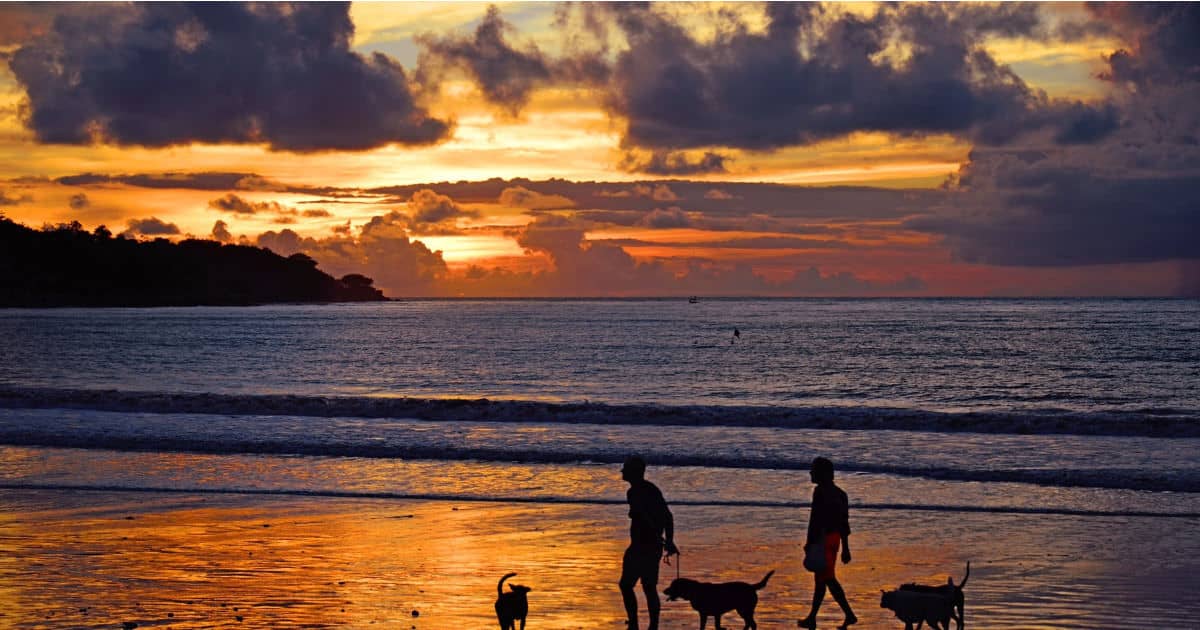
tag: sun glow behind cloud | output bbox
[1,2,1194,296]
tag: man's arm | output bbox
[662,501,678,555]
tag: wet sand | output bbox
[1,488,1197,628]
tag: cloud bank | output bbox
[8,3,451,151]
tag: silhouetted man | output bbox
[619,455,679,630]
[798,456,857,629]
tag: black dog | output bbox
[899,562,969,630]
[494,572,531,630]
[880,589,954,630]
[663,569,774,629]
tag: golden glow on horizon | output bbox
[1,2,1167,296]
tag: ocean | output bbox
[1,298,1198,504]
[1,298,1198,627]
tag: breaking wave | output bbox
[1,386,1197,437]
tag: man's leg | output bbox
[641,545,662,630]
[619,547,640,628]
[641,579,660,630]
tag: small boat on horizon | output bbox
[688,295,698,304]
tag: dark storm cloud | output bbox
[908,151,1200,267]
[1091,3,1200,87]
[431,3,1116,152]
[122,217,181,237]
[8,2,451,152]
[61,172,272,191]
[620,150,730,175]
[904,5,1200,277]
[600,2,1114,150]
[416,4,608,114]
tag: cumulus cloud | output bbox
[239,207,923,297]
[499,186,575,210]
[8,3,451,151]
[122,217,181,238]
[211,220,233,243]
[636,184,679,202]
[637,207,692,228]
[407,189,477,224]
[255,212,448,297]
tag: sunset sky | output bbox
[1,2,1196,297]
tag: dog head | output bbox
[880,589,899,610]
[663,578,700,602]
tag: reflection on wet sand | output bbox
[1,489,1197,628]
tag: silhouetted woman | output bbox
[798,456,857,629]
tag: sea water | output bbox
[1,299,1198,503]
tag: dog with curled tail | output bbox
[898,562,969,630]
[494,572,531,630]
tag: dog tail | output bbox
[753,569,775,590]
[956,562,970,589]
[498,572,517,597]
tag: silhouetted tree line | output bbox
[0,216,386,306]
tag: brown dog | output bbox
[663,569,774,629]
[494,572,531,630]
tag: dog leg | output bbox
[699,613,708,630]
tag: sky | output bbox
[0,1,1197,297]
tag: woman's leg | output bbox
[798,579,826,628]
[826,578,857,627]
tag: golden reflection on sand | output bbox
[0,490,1196,628]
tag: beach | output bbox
[1,300,1197,628]
[2,482,1197,628]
